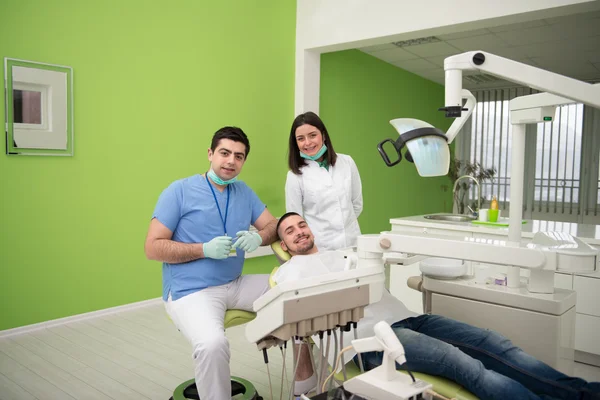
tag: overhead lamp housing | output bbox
[377,119,450,177]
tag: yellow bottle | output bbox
[490,196,499,211]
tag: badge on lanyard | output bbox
[206,176,230,235]
[206,175,237,257]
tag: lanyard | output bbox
[206,175,230,235]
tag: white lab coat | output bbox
[285,153,363,251]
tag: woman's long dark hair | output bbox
[288,112,337,174]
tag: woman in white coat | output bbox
[285,112,363,251]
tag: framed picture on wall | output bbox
[4,58,74,156]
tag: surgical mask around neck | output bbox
[207,168,237,185]
[300,144,328,161]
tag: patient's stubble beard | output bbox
[295,237,314,254]
[288,238,315,254]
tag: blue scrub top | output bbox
[152,174,265,300]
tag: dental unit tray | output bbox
[245,266,385,348]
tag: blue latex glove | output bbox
[232,230,262,253]
[203,236,233,259]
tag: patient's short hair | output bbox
[276,212,302,238]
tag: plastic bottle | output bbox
[490,196,499,210]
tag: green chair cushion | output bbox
[271,241,292,264]
[335,360,478,400]
[224,309,256,329]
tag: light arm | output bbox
[443,51,600,116]
[445,89,475,144]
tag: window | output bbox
[456,88,597,224]
[533,104,583,214]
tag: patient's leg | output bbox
[404,314,600,400]
[360,325,543,400]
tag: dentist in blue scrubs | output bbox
[144,126,277,400]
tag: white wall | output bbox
[295,0,600,114]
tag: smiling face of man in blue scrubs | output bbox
[207,138,247,182]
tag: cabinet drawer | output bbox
[555,273,573,290]
[574,276,600,317]
[576,314,600,355]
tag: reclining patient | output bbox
[273,212,600,400]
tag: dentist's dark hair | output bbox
[288,112,337,174]
[211,126,250,158]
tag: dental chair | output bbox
[169,310,262,400]
[269,242,477,400]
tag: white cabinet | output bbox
[574,276,600,317]
[576,314,600,355]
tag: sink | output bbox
[424,214,476,222]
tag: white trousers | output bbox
[165,274,270,400]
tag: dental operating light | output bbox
[377,119,449,176]
[377,90,475,177]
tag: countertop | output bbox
[390,214,600,245]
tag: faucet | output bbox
[453,175,480,216]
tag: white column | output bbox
[295,49,321,115]
[507,123,526,287]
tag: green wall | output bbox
[320,50,453,234]
[0,3,452,331]
[0,0,295,331]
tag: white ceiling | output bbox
[359,11,600,89]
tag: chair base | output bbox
[170,376,262,400]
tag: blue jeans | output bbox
[357,315,600,400]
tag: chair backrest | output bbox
[270,241,291,265]
[269,242,291,288]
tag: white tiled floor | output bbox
[0,304,295,400]
[1,303,599,400]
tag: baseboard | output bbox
[0,297,162,339]
[575,350,600,367]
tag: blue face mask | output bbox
[207,168,237,185]
[300,144,328,161]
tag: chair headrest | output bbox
[270,241,291,265]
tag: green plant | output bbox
[449,158,496,214]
